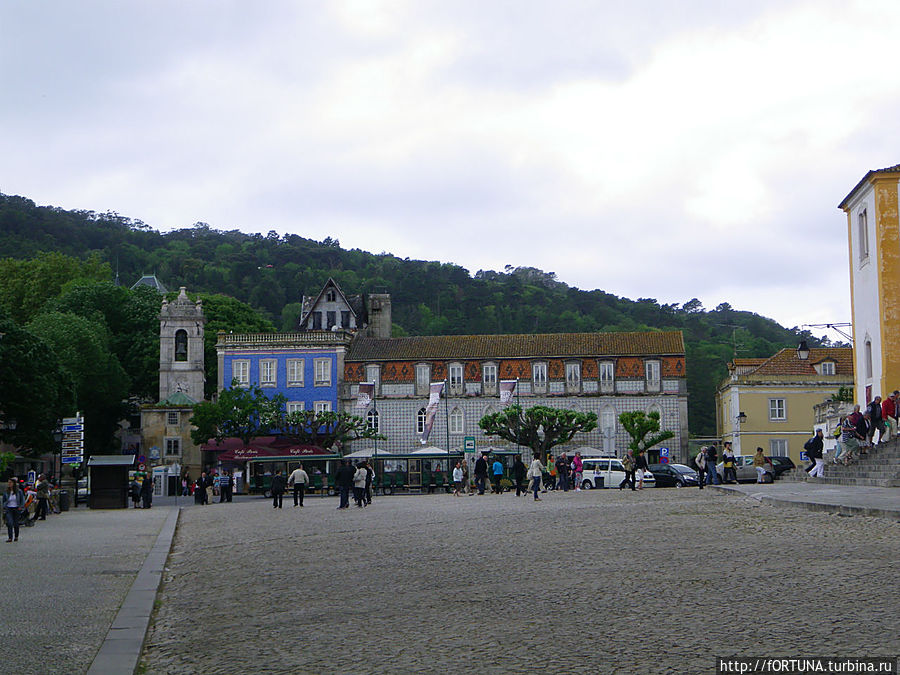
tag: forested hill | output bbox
[0,193,829,436]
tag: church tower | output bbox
[159,287,206,402]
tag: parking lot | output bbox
[141,488,899,674]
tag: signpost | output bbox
[659,447,670,464]
[60,413,84,465]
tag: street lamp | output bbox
[736,412,747,424]
[797,340,810,360]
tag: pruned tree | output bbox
[618,410,674,454]
[279,409,383,452]
[479,405,598,461]
[190,381,285,446]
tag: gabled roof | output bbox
[347,331,685,362]
[299,278,364,328]
[738,347,853,377]
[838,164,900,210]
[131,274,168,293]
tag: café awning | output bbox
[203,436,340,462]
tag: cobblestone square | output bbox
[142,489,899,674]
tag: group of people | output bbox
[617,449,650,490]
[834,393,897,466]
[129,472,155,509]
[2,474,57,543]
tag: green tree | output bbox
[618,410,675,454]
[190,382,285,446]
[280,409,383,451]
[479,405,598,461]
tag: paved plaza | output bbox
[141,489,900,674]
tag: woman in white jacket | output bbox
[527,453,544,502]
[353,464,368,508]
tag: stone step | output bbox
[806,476,900,488]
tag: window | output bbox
[341,311,350,328]
[416,407,427,434]
[232,360,249,387]
[449,407,464,434]
[326,290,336,302]
[287,359,304,387]
[645,360,661,391]
[601,408,616,454]
[821,361,835,376]
[286,401,304,415]
[174,329,188,362]
[165,438,181,456]
[532,362,547,392]
[416,364,430,395]
[166,411,179,426]
[482,363,497,394]
[326,311,336,329]
[260,359,277,387]
[314,401,332,414]
[858,208,869,263]
[769,398,786,421]
[449,363,464,394]
[311,312,322,329]
[865,340,873,379]
[600,361,615,391]
[366,365,381,391]
[769,439,788,455]
[566,363,581,391]
[366,409,379,433]
[314,358,331,386]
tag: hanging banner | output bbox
[420,381,445,443]
[356,382,375,409]
[499,380,518,406]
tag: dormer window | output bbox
[820,361,835,376]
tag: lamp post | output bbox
[797,341,810,360]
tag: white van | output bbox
[580,457,655,489]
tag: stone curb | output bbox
[710,484,900,521]
[87,507,181,675]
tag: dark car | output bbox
[768,456,795,479]
[648,463,699,487]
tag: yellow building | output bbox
[839,164,900,404]
[716,347,854,463]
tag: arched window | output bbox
[174,329,188,362]
[416,408,427,434]
[449,407,464,434]
[366,409,379,433]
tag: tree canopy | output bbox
[479,405,598,460]
[618,410,675,454]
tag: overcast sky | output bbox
[3,1,899,337]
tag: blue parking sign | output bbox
[659,447,669,457]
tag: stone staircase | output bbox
[784,436,900,487]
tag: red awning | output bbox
[203,436,340,462]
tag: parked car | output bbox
[768,456,796,479]
[648,463,699,487]
[716,455,796,482]
[580,457,655,489]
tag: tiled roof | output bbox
[732,358,766,366]
[348,331,684,361]
[838,163,900,209]
[742,347,854,377]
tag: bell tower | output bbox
[159,287,206,402]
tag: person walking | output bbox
[694,447,706,490]
[753,447,767,483]
[881,391,897,442]
[721,443,737,484]
[545,454,556,491]
[474,454,488,495]
[335,459,355,509]
[288,463,309,507]
[34,474,50,521]
[705,444,720,485]
[3,478,25,542]
[196,472,209,505]
[491,457,504,494]
[364,461,374,505]
[572,451,584,491]
[270,469,286,509]
[462,459,472,495]
[635,449,649,489]
[807,429,825,478]
[528,452,543,501]
[512,457,527,496]
[352,463,367,507]
[130,476,142,508]
[555,452,570,492]
[452,461,463,496]
[141,473,153,509]
[866,397,885,447]
[619,450,636,490]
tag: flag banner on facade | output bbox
[499,379,518,406]
[420,381,445,443]
[356,382,375,409]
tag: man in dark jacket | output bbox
[474,454,488,495]
[866,397,885,446]
[270,470,286,509]
[335,460,356,509]
[705,445,720,485]
[555,452,570,491]
[806,429,825,477]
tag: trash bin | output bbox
[58,489,70,512]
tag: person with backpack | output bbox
[805,429,825,477]
[694,447,706,490]
[619,449,636,490]
[705,444,720,485]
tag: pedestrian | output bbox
[224,471,234,502]
[705,444,720,485]
[461,458,472,495]
[130,476,142,508]
[544,453,555,491]
[364,461,374,504]
[218,471,233,503]
[491,457,504,494]
[270,469,286,509]
[512,456,527,496]
[528,452,543,501]
[555,452,570,491]
[866,396,885,447]
[859,412,872,456]
[619,449,636,490]
[721,443,737,483]
[196,473,209,505]
[806,429,825,478]
[694,447,706,489]
[335,459,355,509]
[452,461,463,496]
[753,447,767,483]
[141,473,153,509]
[880,391,897,442]
[474,454,488,495]
[353,463,367,507]
[181,473,190,497]
[635,449,649,489]
[34,474,50,521]
[287,463,309,508]
[840,406,865,464]
[3,478,25,542]
[572,451,584,491]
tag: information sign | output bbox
[464,437,476,453]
